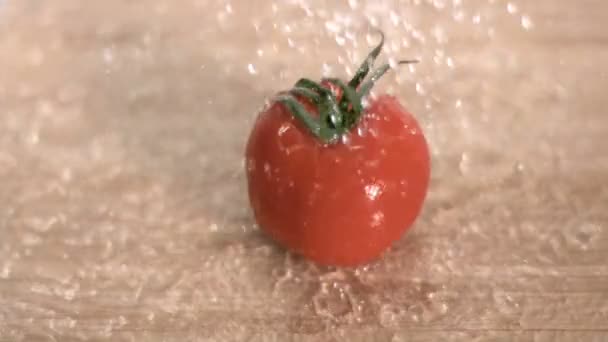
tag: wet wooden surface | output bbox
[1,1,607,341]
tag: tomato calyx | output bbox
[276,31,419,144]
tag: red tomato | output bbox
[244,33,430,266]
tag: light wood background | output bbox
[1,1,607,341]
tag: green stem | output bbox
[277,31,418,144]
[290,87,321,104]
[278,88,342,144]
[348,30,384,89]
[323,78,363,129]
[358,60,418,98]
[276,94,322,137]
[294,78,343,133]
[295,78,331,96]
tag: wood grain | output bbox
[0,0,607,341]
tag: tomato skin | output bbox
[245,94,430,266]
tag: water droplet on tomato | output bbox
[263,162,271,176]
[371,212,384,227]
[364,183,383,201]
[246,158,256,172]
[277,123,290,136]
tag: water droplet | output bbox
[446,56,455,68]
[389,11,400,26]
[335,35,346,46]
[371,211,384,227]
[61,168,73,182]
[357,124,367,137]
[325,21,340,33]
[472,14,481,24]
[1,262,11,279]
[312,280,360,322]
[263,162,271,176]
[521,15,533,30]
[63,287,77,301]
[247,158,255,172]
[459,152,470,174]
[247,63,257,75]
[102,47,114,64]
[117,315,127,327]
[278,124,290,136]
[321,63,332,76]
[415,82,426,95]
[364,183,383,200]
[453,10,465,22]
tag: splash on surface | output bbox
[1,0,608,340]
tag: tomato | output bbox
[245,32,430,266]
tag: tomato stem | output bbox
[294,78,345,132]
[358,60,419,98]
[278,94,337,142]
[348,30,385,89]
[323,77,363,128]
[290,87,321,104]
[279,31,418,144]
